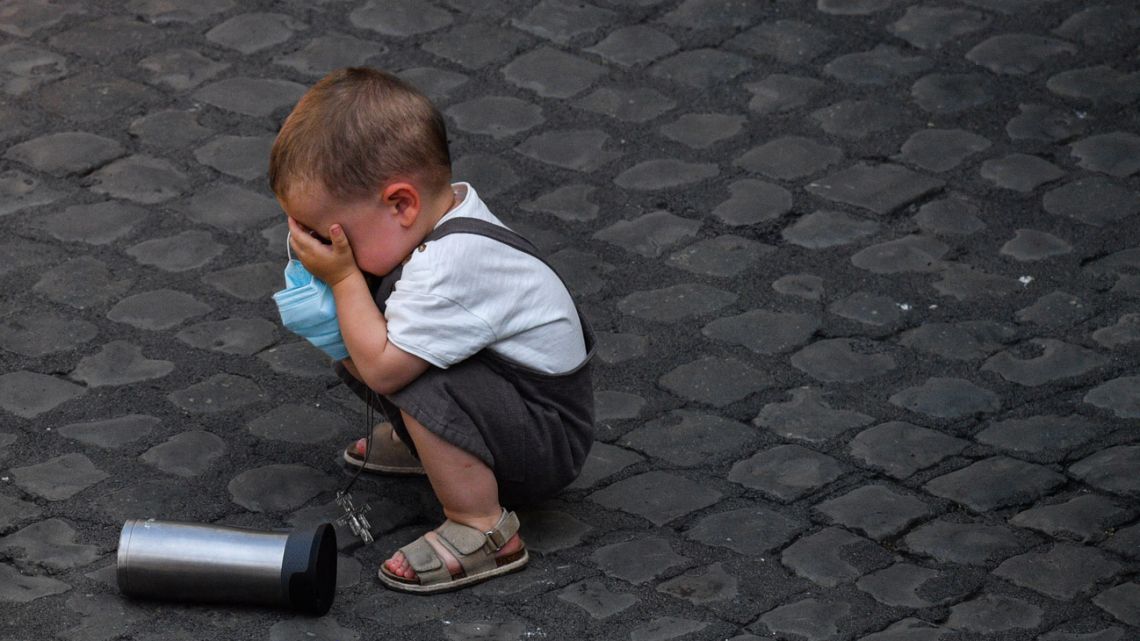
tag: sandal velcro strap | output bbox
[483,509,519,553]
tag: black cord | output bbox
[340,388,380,496]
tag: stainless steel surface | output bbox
[118,519,288,606]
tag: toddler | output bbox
[269,68,595,593]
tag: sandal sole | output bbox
[342,447,426,475]
[377,548,530,594]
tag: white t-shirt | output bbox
[384,183,587,374]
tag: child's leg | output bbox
[382,409,523,580]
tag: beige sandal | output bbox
[342,422,425,475]
[378,509,529,594]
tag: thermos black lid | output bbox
[281,523,338,616]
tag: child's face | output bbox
[278,182,412,277]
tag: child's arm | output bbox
[287,217,429,394]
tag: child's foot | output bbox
[383,529,524,581]
[342,422,425,475]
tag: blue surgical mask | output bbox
[272,233,349,361]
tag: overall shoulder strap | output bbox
[424,217,543,259]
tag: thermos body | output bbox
[117,519,336,615]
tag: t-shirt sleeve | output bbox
[384,288,497,369]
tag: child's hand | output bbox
[287,217,359,287]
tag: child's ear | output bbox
[380,181,421,227]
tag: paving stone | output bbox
[648,49,750,89]
[33,257,133,309]
[911,73,995,113]
[657,562,737,605]
[49,16,163,58]
[34,200,148,245]
[816,485,933,540]
[168,373,265,413]
[421,24,528,70]
[127,0,234,24]
[0,518,100,571]
[813,99,909,140]
[753,597,857,641]
[615,159,718,191]
[56,414,159,449]
[247,404,348,444]
[61,591,143,641]
[983,339,1107,387]
[37,71,159,123]
[71,341,174,387]
[447,97,543,139]
[890,6,989,50]
[0,563,70,603]
[1007,103,1090,142]
[926,456,1066,511]
[0,103,34,142]
[773,273,824,300]
[129,110,214,149]
[904,519,1024,565]
[0,0,86,37]
[95,478,225,524]
[126,230,225,271]
[275,33,383,77]
[824,44,930,86]
[548,249,613,296]
[729,444,844,501]
[502,47,604,98]
[622,410,757,466]
[730,20,833,64]
[590,536,688,584]
[712,179,793,226]
[1000,229,1072,261]
[515,129,620,171]
[268,617,360,641]
[660,357,769,407]
[1011,495,1132,543]
[1070,445,1140,497]
[520,184,597,223]
[206,12,303,53]
[1093,583,1140,627]
[661,0,765,29]
[630,617,708,641]
[704,310,820,355]
[0,312,97,357]
[108,289,211,330]
[258,341,336,379]
[976,415,1107,463]
[1093,314,1140,349]
[557,580,637,619]
[686,505,806,555]
[513,0,615,44]
[585,25,677,67]
[1016,290,1092,327]
[176,318,277,356]
[5,132,123,176]
[517,510,591,553]
[1070,132,1140,177]
[0,371,85,419]
[194,77,307,117]
[617,284,735,321]
[980,153,1066,193]
[996,543,1122,600]
[140,430,226,477]
[755,387,873,443]
[0,169,64,217]
[88,155,190,204]
[10,453,107,501]
[594,390,645,422]
[967,34,1076,75]
[589,471,722,526]
[890,377,1000,418]
[897,129,991,173]
[808,164,945,216]
[913,197,985,236]
[0,43,66,96]
[791,338,897,383]
[782,527,892,587]
[350,0,451,36]
[946,594,1043,633]
[138,49,229,91]
[601,208,697,255]
[1047,66,1140,103]
[962,0,1062,12]
[0,494,41,530]
[829,292,903,326]
[1039,628,1128,641]
[932,264,1022,300]
[194,135,273,181]
[573,86,675,123]
[856,618,953,641]
[183,184,279,232]
[592,332,647,365]
[738,136,843,181]
[745,74,825,114]
[668,235,772,278]
[849,421,968,479]
[659,113,744,150]
[228,463,334,512]
[567,442,642,490]
[1054,5,1140,45]
[819,0,898,14]
[857,563,972,608]
[851,233,948,275]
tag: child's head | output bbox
[270,67,451,204]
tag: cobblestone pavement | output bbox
[1,0,1138,639]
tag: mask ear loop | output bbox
[286,231,295,261]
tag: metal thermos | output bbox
[116,519,337,615]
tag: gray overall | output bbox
[334,218,596,506]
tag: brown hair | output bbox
[269,67,451,201]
